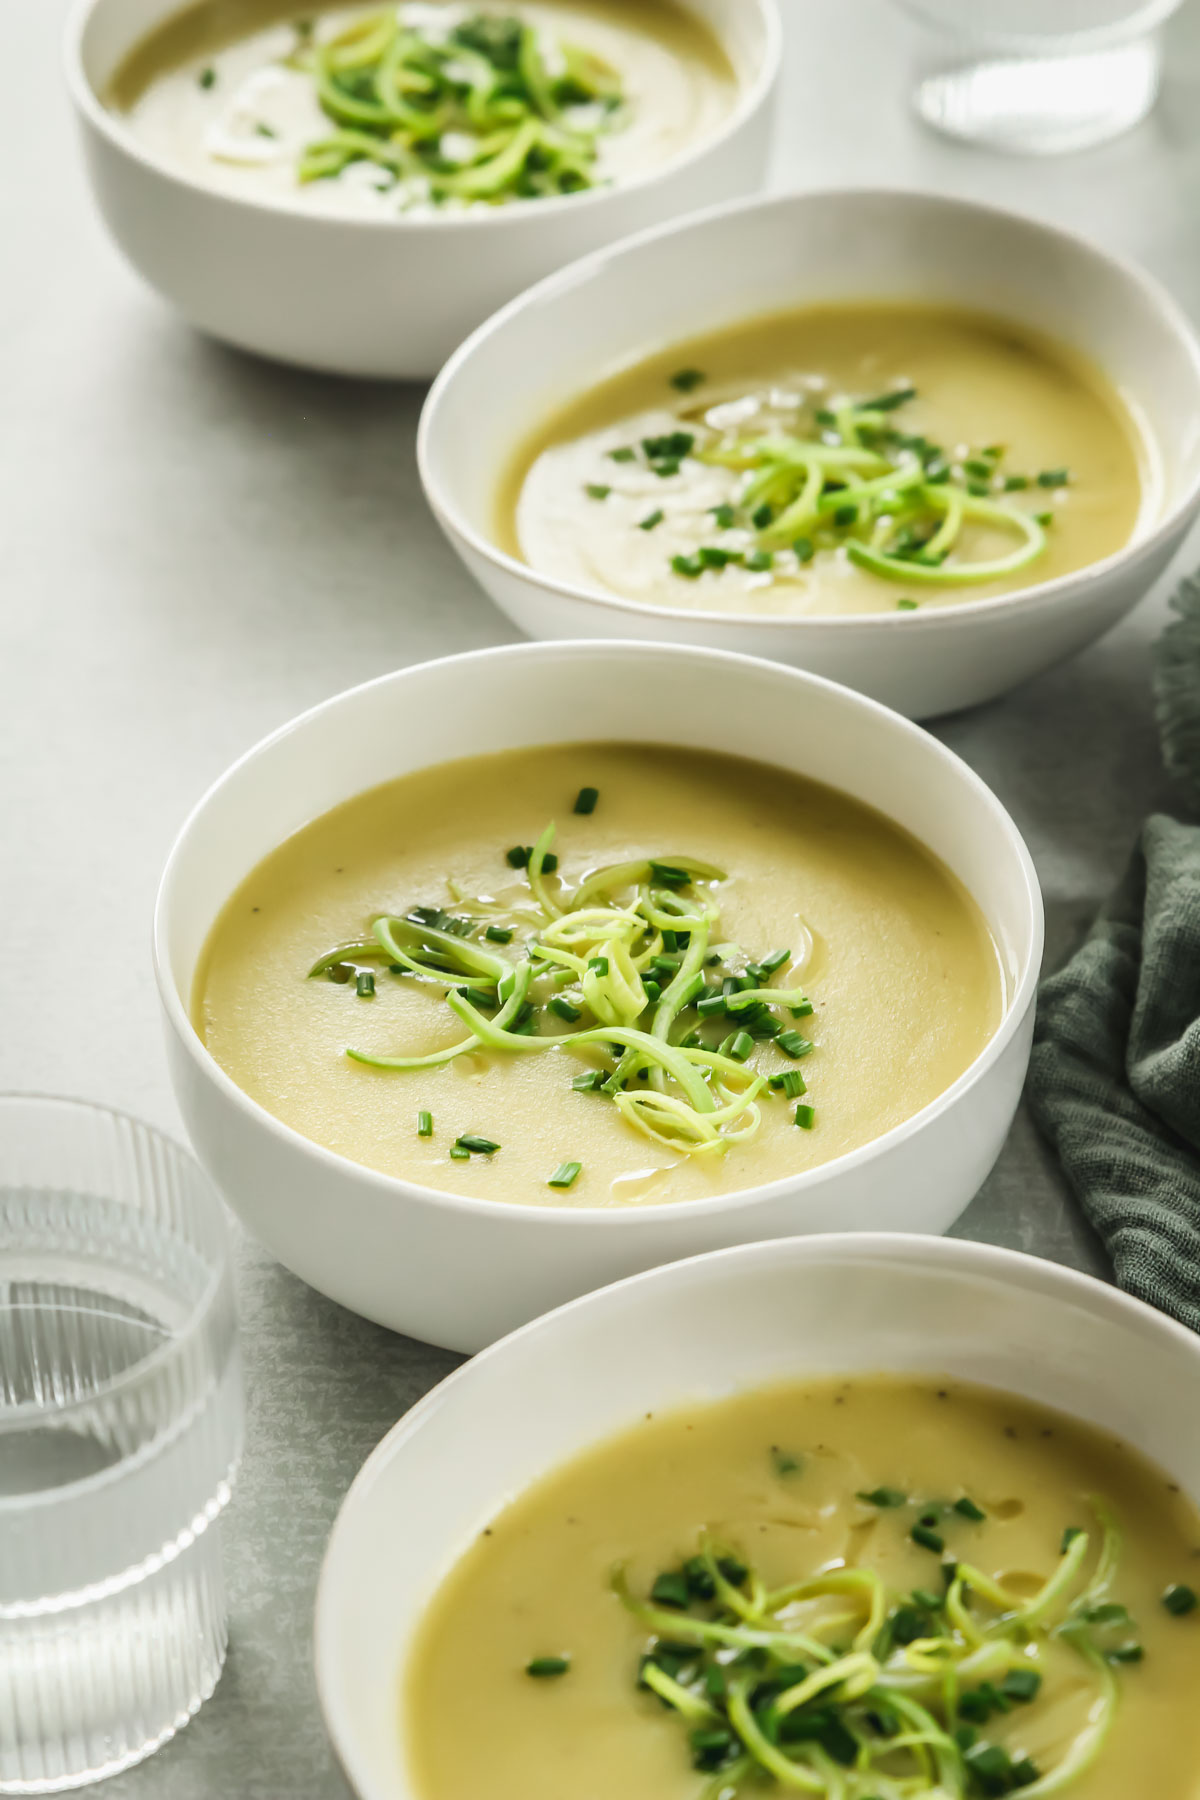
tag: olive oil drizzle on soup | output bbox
[193,744,1004,1207]
[504,304,1152,617]
[406,1377,1200,1800]
[109,0,736,217]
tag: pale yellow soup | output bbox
[503,304,1153,618]
[109,0,736,217]
[194,744,1003,1208]
[406,1376,1200,1800]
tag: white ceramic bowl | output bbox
[153,640,1042,1352]
[314,1231,1200,1800]
[419,187,1200,717]
[65,0,780,379]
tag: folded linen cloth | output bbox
[1027,574,1200,1330]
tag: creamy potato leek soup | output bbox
[407,1376,1200,1800]
[108,0,735,217]
[504,304,1153,617]
[193,744,1003,1207]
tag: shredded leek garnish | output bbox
[622,386,1067,591]
[616,1499,1143,1799]
[309,823,815,1159]
[282,8,626,207]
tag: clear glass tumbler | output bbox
[0,1096,243,1793]
[896,0,1184,153]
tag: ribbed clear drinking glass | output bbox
[0,1096,243,1793]
[896,0,1184,153]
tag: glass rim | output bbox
[894,0,1183,53]
[0,1091,235,1478]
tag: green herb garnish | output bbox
[670,368,706,393]
[526,1655,570,1677]
[616,1501,1132,1800]
[297,10,626,208]
[548,1160,582,1189]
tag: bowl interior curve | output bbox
[424,190,1200,582]
[315,1235,1200,1800]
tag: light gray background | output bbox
[6,0,1199,1792]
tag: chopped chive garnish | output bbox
[860,385,917,412]
[1164,1584,1198,1616]
[549,996,582,1022]
[770,1069,806,1097]
[744,551,773,572]
[726,1030,754,1062]
[608,446,637,462]
[964,458,993,479]
[638,509,664,531]
[650,862,692,887]
[654,459,681,478]
[255,121,278,137]
[351,970,373,997]
[670,368,706,392]
[574,786,599,815]
[771,1447,802,1476]
[911,1523,944,1554]
[897,598,919,610]
[698,544,739,569]
[966,480,991,498]
[954,1496,986,1521]
[485,924,513,943]
[642,431,695,462]
[526,1655,570,1677]
[1062,1526,1083,1552]
[643,979,662,1002]
[417,1109,433,1137]
[572,1069,606,1092]
[710,503,737,529]
[697,994,727,1018]
[814,407,837,427]
[585,483,611,501]
[651,1570,692,1608]
[858,1487,907,1507]
[1003,473,1030,491]
[506,845,532,868]
[793,1102,815,1129]
[542,852,559,874]
[752,502,773,529]
[1106,1643,1144,1664]
[1001,1668,1042,1701]
[793,537,815,563]
[198,65,217,87]
[588,956,609,976]
[832,503,858,527]
[1037,467,1069,487]
[449,1144,470,1159]
[777,1030,813,1057]
[456,1134,500,1155]
[548,1160,582,1189]
[671,553,703,578]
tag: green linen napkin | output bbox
[1027,574,1200,1330]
